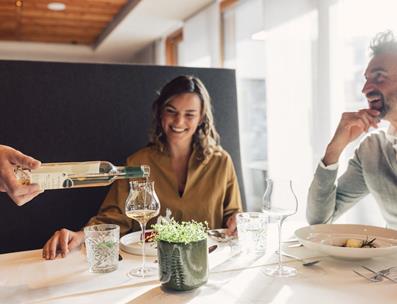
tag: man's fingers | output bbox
[358,114,371,132]
[0,166,19,192]
[345,117,366,131]
[366,109,381,117]
[359,110,380,130]
[9,149,41,170]
[7,186,42,206]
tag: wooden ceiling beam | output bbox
[20,26,102,37]
[18,34,94,44]
[29,0,127,5]
[20,18,107,29]
[94,0,142,49]
[21,11,114,22]
[21,4,122,15]
[0,0,132,46]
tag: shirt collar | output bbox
[386,125,397,147]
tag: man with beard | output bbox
[307,30,397,229]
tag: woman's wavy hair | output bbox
[149,75,220,161]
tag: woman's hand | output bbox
[42,229,84,260]
[225,213,238,236]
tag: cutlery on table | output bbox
[208,230,225,239]
[353,269,383,282]
[287,243,303,248]
[361,265,397,283]
[281,238,303,248]
[208,245,218,253]
[368,266,397,280]
[276,250,320,267]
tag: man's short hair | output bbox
[370,30,397,57]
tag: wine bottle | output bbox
[14,161,150,190]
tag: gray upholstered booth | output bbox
[0,60,244,253]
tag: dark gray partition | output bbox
[0,60,244,253]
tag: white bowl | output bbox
[295,224,397,260]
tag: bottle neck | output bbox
[117,165,150,178]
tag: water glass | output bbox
[237,212,268,254]
[84,224,120,273]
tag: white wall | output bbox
[178,2,221,67]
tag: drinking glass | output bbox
[236,212,268,255]
[84,224,120,273]
[262,179,298,277]
[125,180,160,277]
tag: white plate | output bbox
[120,230,157,256]
[295,224,397,260]
[121,229,233,257]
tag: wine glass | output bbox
[262,179,298,277]
[125,180,160,277]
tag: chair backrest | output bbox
[0,60,245,253]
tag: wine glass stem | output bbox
[140,222,146,273]
[277,218,284,270]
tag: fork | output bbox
[208,230,225,239]
[361,265,397,283]
[368,266,397,280]
[353,269,383,282]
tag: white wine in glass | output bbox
[262,179,298,277]
[125,180,160,278]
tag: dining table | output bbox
[1,221,396,304]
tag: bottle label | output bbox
[30,162,101,190]
[30,173,70,190]
[32,162,100,175]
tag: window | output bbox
[173,0,395,225]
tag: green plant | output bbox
[152,219,207,244]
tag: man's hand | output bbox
[323,109,380,166]
[43,229,85,260]
[0,145,42,205]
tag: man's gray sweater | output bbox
[307,130,397,229]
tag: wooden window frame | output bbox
[220,0,238,67]
[165,29,183,66]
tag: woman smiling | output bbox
[43,75,242,260]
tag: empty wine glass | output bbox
[125,180,160,277]
[262,179,298,277]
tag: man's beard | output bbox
[377,98,390,119]
[367,91,390,119]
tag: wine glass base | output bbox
[263,265,297,277]
[128,266,157,278]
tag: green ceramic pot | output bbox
[158,238,208,291]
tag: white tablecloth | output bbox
[1,224,396,304]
